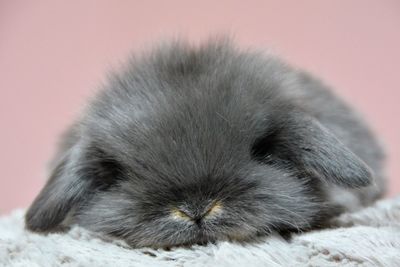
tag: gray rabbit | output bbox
[25,38,386,248]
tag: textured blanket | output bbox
[1,197,400,267]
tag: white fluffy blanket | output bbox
[1,197,400,267]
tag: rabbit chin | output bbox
[123,226,261,248]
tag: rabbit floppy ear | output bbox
[25,140,92,232]
[254,112,373,188]
[25,137,123,232]
[283,113,373,187]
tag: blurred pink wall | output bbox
[1,1,399,214]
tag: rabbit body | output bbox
[25,39,385,248]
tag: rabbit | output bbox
[25,38,386,248]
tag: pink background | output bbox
[1,1,399,214]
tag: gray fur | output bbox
[25,38,386,248]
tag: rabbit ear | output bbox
[253,112,373,188]
[25,140,91,232]
[282,113,373,188]
[25,137,123,232]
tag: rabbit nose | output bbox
[191,201,222,220]
[193,215,203,225]
[172,208,206,223]
[171,201,222,223]
[187,210,209,226]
